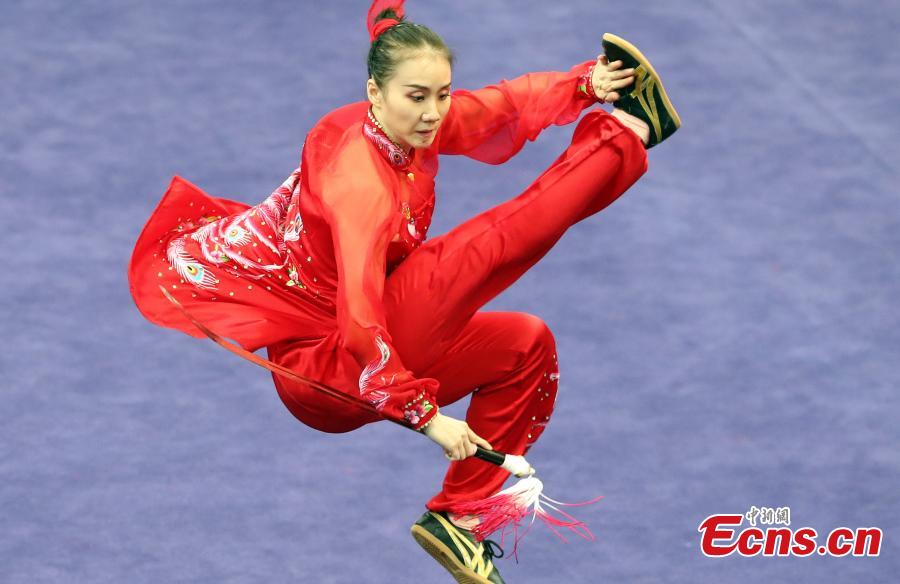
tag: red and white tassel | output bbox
[445,474,603,561]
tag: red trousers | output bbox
[269,110,648,511]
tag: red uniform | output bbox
[128,59,647,513]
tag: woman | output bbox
[128,1,680,582]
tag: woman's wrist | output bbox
[418,410,441,434]
[576,61,605,103]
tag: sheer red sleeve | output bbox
[319,151,439,432]
[437,59,602,164]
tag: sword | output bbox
[158,284,600,554]
[157,285,519,472]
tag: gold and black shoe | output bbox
[411,511,506,584]
[601,32,682,148]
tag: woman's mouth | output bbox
[417,129,434,137]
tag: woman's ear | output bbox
[366,78,382,106]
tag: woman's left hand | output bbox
[591,54,635,103]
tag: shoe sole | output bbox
[411,524,495,584]
[602,32,682,130]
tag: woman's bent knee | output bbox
[511,313,557,364]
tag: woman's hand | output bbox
[591,54,635,103]
[422,412,493,461]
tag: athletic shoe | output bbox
[601,32,682,147]
[411,510,506,584]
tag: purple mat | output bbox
[2,0,897,581]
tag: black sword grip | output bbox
[474,446,506,466]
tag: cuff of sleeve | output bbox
[576,62,605,104]
[360,365,441,431]
[393,373,440,431]
[404,390,439,432]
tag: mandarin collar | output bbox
[363,106,414,171]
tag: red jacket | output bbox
[128,60,600,431]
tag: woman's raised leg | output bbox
[384,109,647,372]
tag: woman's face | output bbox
[367,50,452,152]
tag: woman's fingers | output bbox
[612,75,635,89]
[446,441,471,461]
[591,57,635,99]
[468,429,493,451]
[440,422,493,461]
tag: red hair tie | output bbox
[371,17,400,41]
[367,0,407,42]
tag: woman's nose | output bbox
[423,102,441,120]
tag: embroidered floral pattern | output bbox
[576,63,605,104]
[285,263,305,289]
[404,398,435,426]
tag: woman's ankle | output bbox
[448,512,481,531]
[611,108,650,146]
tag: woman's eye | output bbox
[411,95,450,102]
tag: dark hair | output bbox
[367,8,455,90]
